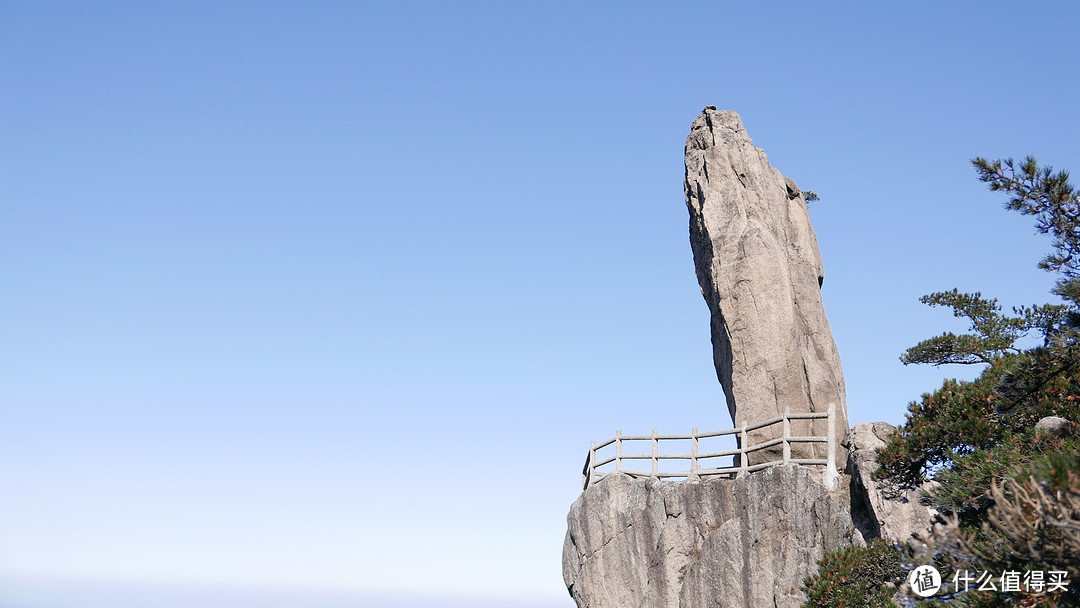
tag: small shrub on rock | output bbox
[801,538,906,608]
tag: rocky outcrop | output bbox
[684,108,848,462]
[561,110,933,608]
[845,422,935,543]
[562,466,858,608]
[561,430,941,607]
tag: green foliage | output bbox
[879,156,1080,497]
[867,156,1080,607]
[993,342,1080,422]
[875,356,1012,491]
[929,433,1080,518]
[876,348,1080,508]
[973,157,1080,278]
[910,454,1080,607]
[900,290,1066,366]
[805,190,820,203]
[974,156,1080,333]
[801,539,905,608]
[988,453,1080,593]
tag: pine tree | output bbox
[804,158,1080,607]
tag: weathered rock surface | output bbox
[562,466,858,608]
[684,108,848,462]
[844,422,935,542]
[1034,415,1075,438]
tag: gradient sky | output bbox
[3,2,1080,607]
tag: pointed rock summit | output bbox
[684,107,848,462]
[560,113,920,608]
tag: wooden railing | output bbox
[582,403,836,490]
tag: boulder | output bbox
[684,108,849,463]
[1034,415,1075,438]
[844,422,935,542]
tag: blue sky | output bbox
[2,2,1079,606]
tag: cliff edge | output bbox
[562,466,856,608]
[562,431,935,607]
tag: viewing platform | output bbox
[582,403,837,490]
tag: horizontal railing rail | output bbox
[582,403,836,490]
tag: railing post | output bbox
[587,441,596,488]
[783,406,791,464]
[739,421,748,476]
[823,402,839,490]
[651,428,659,477]
[691,427,699,475]
[826,402,836,471]
[615,430,622,472]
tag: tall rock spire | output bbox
[684,107,848,463]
